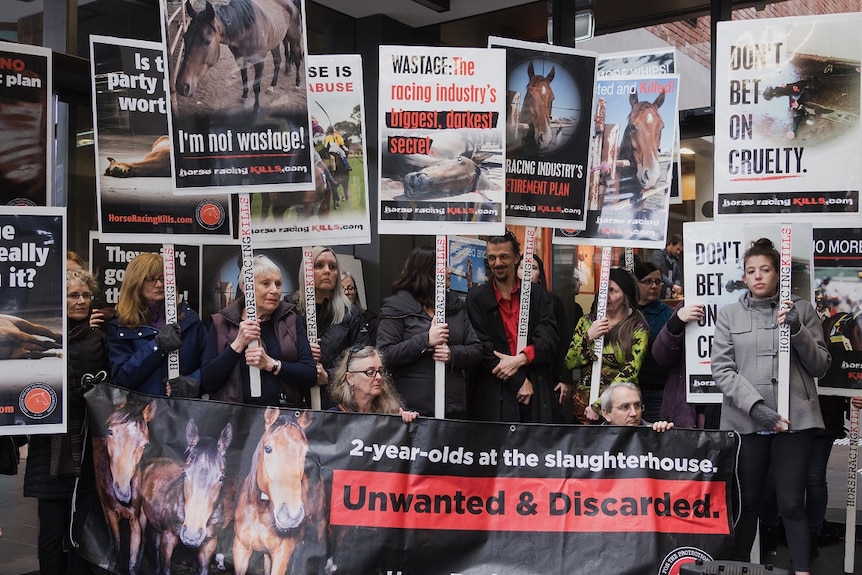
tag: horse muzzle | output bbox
[273,502,305,534]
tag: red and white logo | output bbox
[19,383,58,419]
[196,199,226,230]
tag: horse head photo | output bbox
[92,399,157,574]
[232,407,313,575]
[618,90,667,195]
[519,61,556,152]
[104,135,171,178]
[135,419,234,575]
[175,0,302,112]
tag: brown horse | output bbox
[135,420,234,575]
[618,91,666,196]
[175,0,298,112]
[519,61,555,152]
[259,149,333,220]
[104,135,171,178]
[92,399,157,575]
[233,407,312,575]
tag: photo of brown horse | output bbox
[135,419,234,575]
[232,407,315,575]
[174,0,304,113]
[92,399,157,575]
[104,135,172,178]
[617,91,667,205]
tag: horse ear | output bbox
[264,406,280,428]
[527,61,535,78]
[219,423,233,452]
[629,91,639,107]
[185,0,197,18]
[204,1,215,19]
[296,409,313,430]
[546,66,556,82]
[143,400,157,422]
[186,419,199,448]
[653,91,666,109]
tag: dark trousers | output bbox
[37,497,85,575]
[733,430,815,571]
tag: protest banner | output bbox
[714,14,862,219]
[555,74,679,249]
[378,45,506,235]
[448,235,487,295]
[90,36,232,241]
[158,0,315,194]
[75,384,737,575]
[0,207,65,434]
[0,41,52,206]
[250,54,371,248]
[488,37,597,229]
[597,47,681,205]
[683,222,812,404]
[89,235,202,314]
[812,226,862,396]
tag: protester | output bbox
[341,270,378,344]
[107,252,206,397]
[293,247,367,405]
[652,301,707,428]
[66,250,85,271]
[465,231,561,423]
[599,382,674,432]
[329,345,418,422]
[711,237,829,575]
[651,234,683,299]
[24,269,108,575]
[634,261,674,423]
[377,246,482,418]
[202,254,316,407]
[565,267,648,424]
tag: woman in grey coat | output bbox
[711,238,829,575]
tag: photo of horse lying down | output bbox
[382,130,501,200]
[0,313,62,359]
[104,135,171,178]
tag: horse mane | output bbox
[213,0,258,38]
[106,401,146,427]
[244,414,305,502]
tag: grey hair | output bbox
[599,382,641,414]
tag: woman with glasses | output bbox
[202,255,316,407]
[24,269,109,575]
[341,270,378,344]
[633,261,674,423]
[711,238,828,575]
[107,252,206,397]
[328,345,418,422]
[377,246,482,418]
[292,247,367,406]
[565,268,648,424]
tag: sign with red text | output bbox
[0,41,52,206]
[556,74,679,248]
[90,36,232,241]
[714,14,862,219]
[378,45,506,235]
[76,384,736,575]
[250,54,371,247]
[489,37,597,229]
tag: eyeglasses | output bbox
[348,368,390,378]
[638,278,663,286]
[612,402,643,412]
[343,285,356,292]
[67,292,95,301]
[144,275,165,285]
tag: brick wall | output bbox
[649,0,862,69]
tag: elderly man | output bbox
[600,381,674,432]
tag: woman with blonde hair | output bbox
[329,345,418,422]
[293,246,367,401]
[107,252,206,396]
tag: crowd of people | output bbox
[1,233,857,575]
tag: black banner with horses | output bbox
[75,384,737,575]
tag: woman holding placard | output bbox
[202,254,316,407]
[107,252,206,397]
[565,267,648,424]
[711,237,829,575]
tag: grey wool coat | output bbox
[711,291,829,434]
